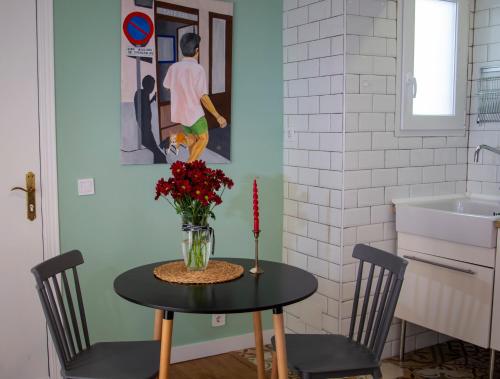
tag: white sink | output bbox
[394,194,500,248]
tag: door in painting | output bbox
[0,1,49,378]
[206,12,232,160]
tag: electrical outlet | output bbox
[285,126,297,145]
[211,314,226,327]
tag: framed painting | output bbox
[121,0,233,165]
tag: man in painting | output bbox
[164,33,227,162]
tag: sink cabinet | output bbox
[393,194,500,356]
[394,194,500,378]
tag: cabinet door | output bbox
[396,249,493,348]
[490,233,500,350]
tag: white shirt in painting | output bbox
[164,57,208,127]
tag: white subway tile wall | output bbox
[283,0,345,339]
[283,0,480,358]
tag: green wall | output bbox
[54,0,283,346]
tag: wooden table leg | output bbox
[271,352,278,379]
[158,311,174,379]
[154,309,165,340]
[252,312,266,379]
[272,308,288,379]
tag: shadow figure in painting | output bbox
[134,75,166,164]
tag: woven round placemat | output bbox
[153,260,244,284]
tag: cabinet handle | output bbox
[403,255,476,275]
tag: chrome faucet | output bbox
[474,144,500,162]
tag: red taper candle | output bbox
[253,179,260,232]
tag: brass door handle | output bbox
[11,172,36,221]
[10,186,34,193]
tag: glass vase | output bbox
[181,221,213,271]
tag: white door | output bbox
[0,1,49,378]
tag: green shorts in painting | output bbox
[183,117,208,136]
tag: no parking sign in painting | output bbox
[123,11,153,45]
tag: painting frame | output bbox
[120,0,234,165]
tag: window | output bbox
[157,35,176,63]
[397,0,469,135]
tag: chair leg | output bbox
[399,320,406,362]
[271,352,278,379]
[490,349,495,379]
[373,367,383,379]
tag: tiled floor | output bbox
[237,340,497,378]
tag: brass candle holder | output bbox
[250,230,263,274]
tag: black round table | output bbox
[114,258,317,379]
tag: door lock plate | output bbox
[26,172,35,221]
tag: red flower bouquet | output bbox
[155,160,234,270]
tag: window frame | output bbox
[396,0,469,136]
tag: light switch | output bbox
[78,178,95,196]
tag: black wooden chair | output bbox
[271,244,408,379]
[31,250,160,379]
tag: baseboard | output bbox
[171,329,274,363]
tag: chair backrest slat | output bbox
[348,260,364,340]
[44,279,71,362]
[363,267,385,346]
[73,267,90,349]
[38,285,67,366]
[369,272,393,351]
[356,264,375,343]
[373,276,404,358]
[348,244,407,361]
[51,275,76,358]
[62,271,83,352]
[31,250,90,368]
